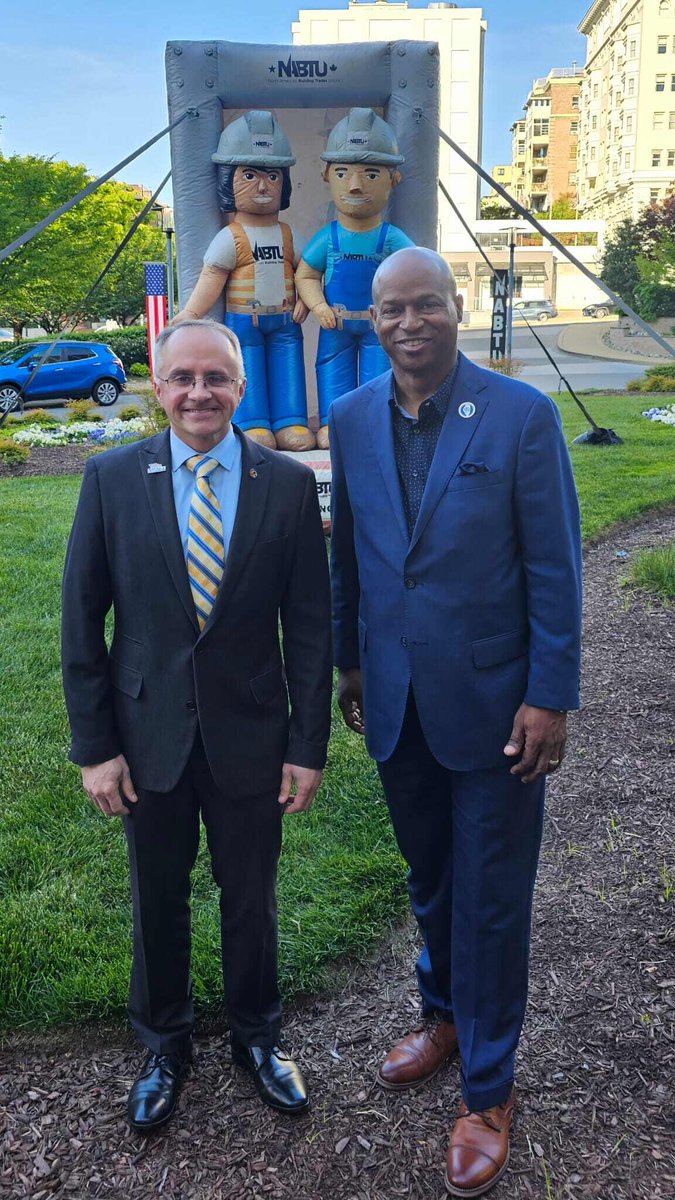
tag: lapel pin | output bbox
[147,462,167,473]
[458,401,476,419]
[249,468,258,478]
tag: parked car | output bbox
[512,299,558,322]
[0,341,126,412]
[582,301,617,318]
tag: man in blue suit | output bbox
[330,248,582,1197]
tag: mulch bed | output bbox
[0,446,93,478]
[1,508,674,1199]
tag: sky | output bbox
[0,1,588,203]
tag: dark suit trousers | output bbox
[123,733,282,1057]
[377,692,545,1111]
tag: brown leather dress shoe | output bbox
[378,1016,458,1090]
[445,1089,515,1197]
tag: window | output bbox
[672,75,675,90]
[626,115,633,132]
[571,120,579,134]
[654,112,665,128]
[624,151,631,168]
[570,144,577,158]
[496,168,505,176]
[571,95,579,108]
[659,1,670,14]
[629,39,636,56]
[669,150,675,166]
[650,188,660,200]
[593,82,599,98]
[590,146,596,160]
[652,150,662,166]
[64,348,95,362]
[658,36,667,54]
[569,172,577,184]
[628,77,635,96]
[670,112,675,128]
[592,114,598,130]
[656,75,666,92]
[533,119,549,136]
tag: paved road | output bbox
[459,323,647,393]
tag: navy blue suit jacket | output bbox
[329,352,582,770]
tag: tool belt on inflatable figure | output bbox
[226,299,290,326]
[332,304,373,330]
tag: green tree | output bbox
[0,154,149,335]
[550,192,578,219]
[88,223,168,326]
[636,236,675,319]
[480,198,517,221]
[597,217,643,311]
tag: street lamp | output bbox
[163,216,175,321]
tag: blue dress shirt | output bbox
[169,427,242,558]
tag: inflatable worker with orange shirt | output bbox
[175,111,315,451]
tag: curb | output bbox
[557,322,673,366]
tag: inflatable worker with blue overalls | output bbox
[296,108,414,449]
[175,111,316,451]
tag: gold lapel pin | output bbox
[249,468,258,478]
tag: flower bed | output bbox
[642,404,675,427]
[11,417,148,448]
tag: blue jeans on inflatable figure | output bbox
[225,310,307,434]
[316,223,391,427]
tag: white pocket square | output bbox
[147,463,167,474]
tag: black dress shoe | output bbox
[231,1039,309,1113]
[127,1051,189,1131]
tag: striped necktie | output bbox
[186,455,225,629]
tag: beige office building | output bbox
[578,0,675,226]
[291,2,487,252]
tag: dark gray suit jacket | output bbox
[62,427,332,798]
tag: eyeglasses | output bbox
[157,372,240,391]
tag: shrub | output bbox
[118,404,144,421]
[0,436,30,466]
[488,357,524,377]
[0,326,150,371]
[129,362,151,377]
[139,396,169,432]
[65,400,101,422]
[18,408,60,427]
[626,378,642,392]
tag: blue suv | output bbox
[0,341,126,412]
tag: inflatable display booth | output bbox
[166,39,440,460]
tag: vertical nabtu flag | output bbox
[144,262,167,376]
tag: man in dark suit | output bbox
[330,248,582,1197]
[62,319,332,1130]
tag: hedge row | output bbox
[0,326,150,370]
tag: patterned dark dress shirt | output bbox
[390,357,460,538]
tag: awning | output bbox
[451,262,471,281]
[475,261,548,280]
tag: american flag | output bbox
[144,262,167,377]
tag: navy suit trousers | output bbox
[378,692,545,1111]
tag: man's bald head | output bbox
[372,247,458,308]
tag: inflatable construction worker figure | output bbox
[296,108,414,449]
[176,111,315,451]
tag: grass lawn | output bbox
[1,392,674,1031]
